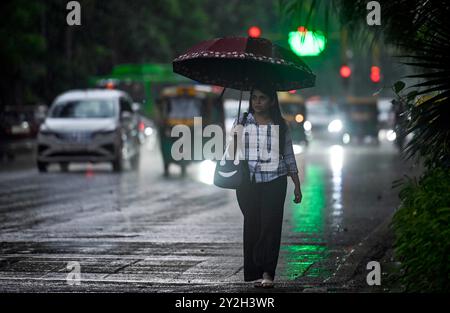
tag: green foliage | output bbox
[0,0,280,106]
[392,168,450,292]
[279,0,339,36]
[393,81,405,94]
[281,0,450,169]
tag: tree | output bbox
[0,0,282,106]
[281,0,450,168]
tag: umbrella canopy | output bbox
[173,37,315,91]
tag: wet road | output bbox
[0,140,412,292]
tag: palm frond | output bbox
[280,0,450,167]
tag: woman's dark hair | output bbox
[249,86,287,154]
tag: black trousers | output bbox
[236,175,287,281]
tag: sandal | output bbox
[261,279,274,288]
[261,272,274,288]
[253,279,263,288]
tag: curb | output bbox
[323,211,396,287]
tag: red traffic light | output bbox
[340,65,351,78]
[297,26,307,33]
[370,66,381,83]
[105,81,115,89]
[248,26,261,38]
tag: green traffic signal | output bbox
[288,28,326,57]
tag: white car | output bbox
[305,98,345,143]
[37,89,140,172]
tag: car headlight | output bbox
[386,130,396,141]
[144,127,153,136]
[295,114,304,123]
[303,121,312,131]
[328,119,343,133]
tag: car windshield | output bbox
[307,102,341,116]
[281,103,303,115]
[167,97,202,119]
[50,99,116,118]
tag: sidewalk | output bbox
[323,212,405,292]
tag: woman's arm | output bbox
[290,173,302,204]
[283,127,302,203]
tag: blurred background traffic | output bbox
[0,1,409,173]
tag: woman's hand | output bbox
[289,173,303,204]
[294,185,302,204]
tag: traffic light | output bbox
[288,26,326,56]
[105,81,115,89]
[370,66,381,83]
[248,26,261,38]
[340,65,351,78]
[340,65,351,93]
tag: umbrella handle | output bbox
[218,87,226,102]
[237,89,243,123]
[232,89,244,160]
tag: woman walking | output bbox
[233,86,302,288]
[172,35,314,288]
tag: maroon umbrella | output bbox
[173,37,315,91]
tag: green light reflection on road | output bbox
[281,165,330,280]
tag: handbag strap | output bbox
[232,90,247,160]
[236,89,248,125]
[237,89,242,124]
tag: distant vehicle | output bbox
[340,96,380,145]
[137,114,157,148]
[0,106,43,160]
[155,84,225,176]
[278,92,308,145]
[36,89,140,172]
[376,97,399,145]
[305,97,344,143]
[377,98,395,131]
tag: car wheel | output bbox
[60,162,69,172]
[112,139,124,172]
[181,164,187,176]
[112,155,123,172]
[163,162,169,177]
[130,153,140,170]
[37,161,48,173]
